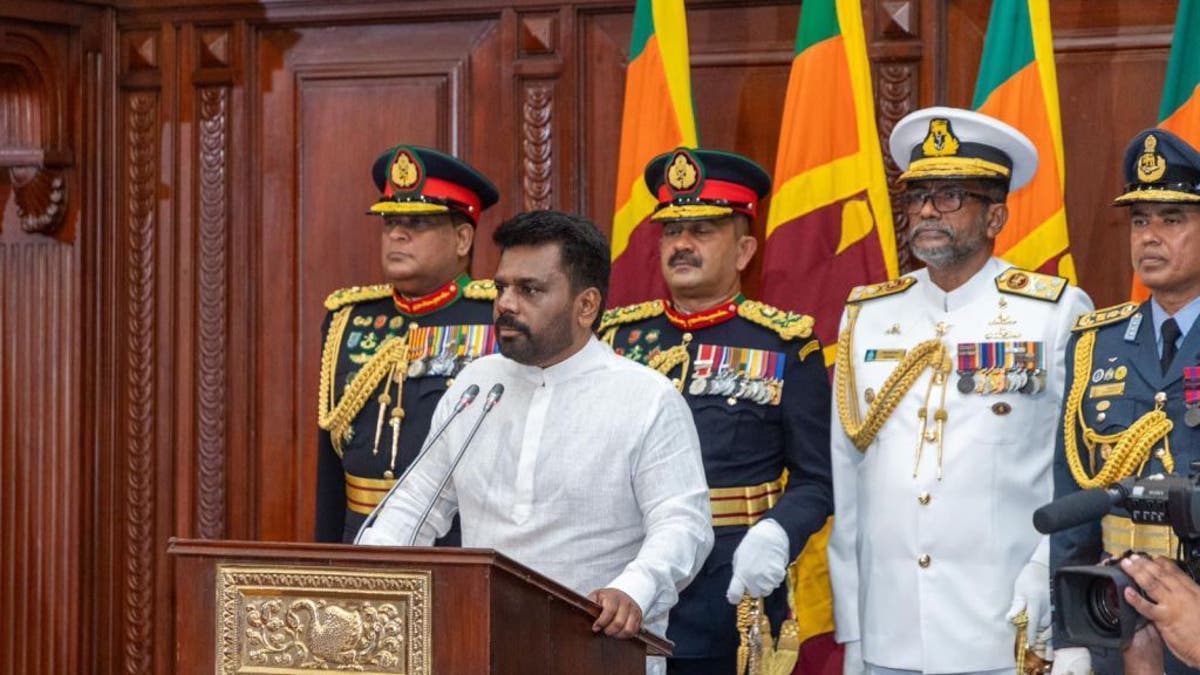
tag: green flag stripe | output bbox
[794,0,840,55]
[1160,0,1200,121]
[628,0,655,61]
[971,0,1035,109]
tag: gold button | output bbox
[1155,447,1166,459]
[672,378,681,388]
[864,387,876,404]
[1096,412,1107,423]
[991,402,1011,416]
[726,397,738,406]
[918,492,931,505]
[1155,392,1167,404]
[446,378,455,388]
[1096,400,1111,411]
[918,554,931,568]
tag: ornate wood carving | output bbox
[521,81,553,211]
[876,62,917,272]
[123,90,159,675]
[197,86,229,539]
[0,28,72,235]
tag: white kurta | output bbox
[360,337,713,672]
[828,257,1092,673]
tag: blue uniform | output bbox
[601,296,833,669]
[315,275,497,543]
[1051,301,1200,675]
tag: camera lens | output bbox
[1085,577,1122,635]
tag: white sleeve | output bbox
[606,384,714,625]
[828,306,864,644]
[357,392,461,547]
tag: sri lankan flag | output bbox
[761,0,897,366]
[759,0,893,664]
[608,0,698,307]
[972,0,1074,282]
[1132,0,1200,301]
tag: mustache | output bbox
[668,251,702,267]
[911,220,953,238]
[494,313,531,336]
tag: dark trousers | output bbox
[667,654,736,675]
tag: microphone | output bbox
[1032,478,1133,534]
[353,384,480,544]
[406,383,505,546]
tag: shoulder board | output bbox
[463,278,497,300]
[737,300,814,341]
[324,284,392,311]
[1072,302,1140,332]
[995,267,1067,303]
[846,277,916,303]
[599,300,665,333]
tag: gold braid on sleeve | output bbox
[834,304,947,451]
[1062,330,1174,489]
[318,334,410,457]
[647,335,692,393]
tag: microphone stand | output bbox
[352,384,480,544]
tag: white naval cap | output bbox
[889,106,1038,192]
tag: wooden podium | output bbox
[169,538,671,674]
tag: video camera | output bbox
[1032,469,1200,649]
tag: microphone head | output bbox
[1032,487,1118,534]
[485,383,505,407]
[462,383,481,402]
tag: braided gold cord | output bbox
[835,304,947,451]
[648,340,691,392]
[319,336,410,455]
[1062,330,1175,489]
[317,307,353,452]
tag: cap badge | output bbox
[1136,134,1167,183]
[921,118,961,158]
[389,148,423,192]
[666,151,700,193]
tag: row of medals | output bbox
[408,350,472,379]
[956,367,1046,395]
[689,368,781,405]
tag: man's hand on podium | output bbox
[588,588,644,638]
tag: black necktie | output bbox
[1161,317,1181,374]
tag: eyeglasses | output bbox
[900,187,993,214]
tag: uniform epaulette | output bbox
[1072,302,1140,332]
[463,278,497,300]
[846,277,916,303]
[995,267,1067,303]
[737,300,814,341]
[324,284,392,311]
[599,300,665,333]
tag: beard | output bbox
[909,214,988,269]
[495,310,576,366]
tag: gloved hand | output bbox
[725,518,790,604]
[1006,559,1051,647]
[1049,646,1091,675]
[842,640,866,675]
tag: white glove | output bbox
[725,518,790,604]
[1049,647,1091,675]
[842,640,866,675]
[1006,559,1051,647]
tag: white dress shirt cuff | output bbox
[605,568,658,619]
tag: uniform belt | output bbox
[345,472,396,516]
[1102,514,1179,559]
[710,477,783,528]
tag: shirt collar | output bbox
[1150,294,1200,347]
[507,336,609,386]
[392,273,469,316]
[918,256,1006,313]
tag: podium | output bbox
[169,538,671,674]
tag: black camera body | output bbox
[1037,471,1200,649]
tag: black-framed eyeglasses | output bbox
[900,187,993,214]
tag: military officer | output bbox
[1050,129,1200,675]
[600,148,834,674]
[315,145,500,543]
[827,107,1093,675]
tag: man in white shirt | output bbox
[359,210,714,673]
[828,107,1093,675]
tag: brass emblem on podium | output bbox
[217,565,431,674]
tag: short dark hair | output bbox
[493,210,611,327]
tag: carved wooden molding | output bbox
[197,86,229,540]
[124,90,159,675]
[0,28,73,235]
[875,61,917,272]
[521,81,553,211]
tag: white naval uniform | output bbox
[828,257,1092,673]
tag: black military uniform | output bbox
[601,148,833,672]
[314,145,500,543]
[1051,129,1200,675]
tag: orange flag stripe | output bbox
[612,36,680,219]
[772,35,859,180]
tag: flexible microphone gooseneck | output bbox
[406,383,505,546]
[352,384,480,544]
